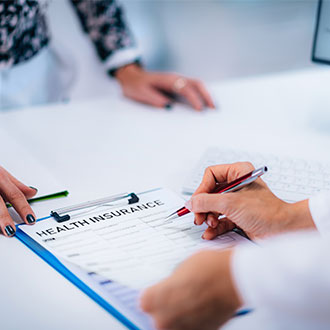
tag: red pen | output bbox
[165,166,268,221]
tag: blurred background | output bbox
[47,0,319,101]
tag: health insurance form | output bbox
[19,188,252,329]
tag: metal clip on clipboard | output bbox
[50,192,139,223]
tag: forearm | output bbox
[277,192,330,235]
[70,0,141,71]
[275,199,316,234]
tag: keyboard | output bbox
[182,148,330,202]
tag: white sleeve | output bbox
[309,192,330,235]
[231,231,330,324]
[103,46,142,72]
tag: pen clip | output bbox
[51,192,139,223]
[222,166,267,194]
[222,176,256,193]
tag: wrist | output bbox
[114,63,144,84]
[277,199,316,233]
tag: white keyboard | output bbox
[183,148,330,202]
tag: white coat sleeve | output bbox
[231,193,330,323]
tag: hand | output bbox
[186,162,315,240]
[141,249,241,330]
[0,166,37,237]
[115,63,215,111]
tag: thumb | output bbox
[187,193,235,214]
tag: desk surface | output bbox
[1,67,330,330]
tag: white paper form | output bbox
[57,258,154,329]
[20,188,251,290]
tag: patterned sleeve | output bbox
[70,0,141,72]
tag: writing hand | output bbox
[187,162,315,240]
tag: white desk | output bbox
[1,67,330,330]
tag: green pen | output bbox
[6,190,69,208]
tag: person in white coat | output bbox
[141,162,330,330]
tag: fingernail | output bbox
[207,219,218,228]
[26,214,36,224]
[164,103,173,110]
[5,225,15,237]
[185,200,192,211]
[29,186,38,192]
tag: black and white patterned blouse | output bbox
[0,0,140,71]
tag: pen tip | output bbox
[164,212,177,222]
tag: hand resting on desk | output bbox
[115,63,215,111]
[0,167,37,237]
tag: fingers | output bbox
[121,69,215,111]
[140,283,163,315]
[178,83,204,111]
[151,74,214,111]
[0,166,38,199]
[194,162,255,195]
[141,279,188,330]
[190,162,255,227]
[192,80,215,109]
[189,193,235,215]
[0,171,36,226]
[193,165,222,196]
[202,219,236,240]
[140,287,154,313]
[194,211,207,226]
[0,197,16,237]
[205,213,220,229]
[140,283,168,329]
[134,87,172,109]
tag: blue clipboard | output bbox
[15,216,141,330]
[16,217,252,326]
[15,187,252,328]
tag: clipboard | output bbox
[15,191,152,330]
[15,188,251,328]
[15,218,141,330]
